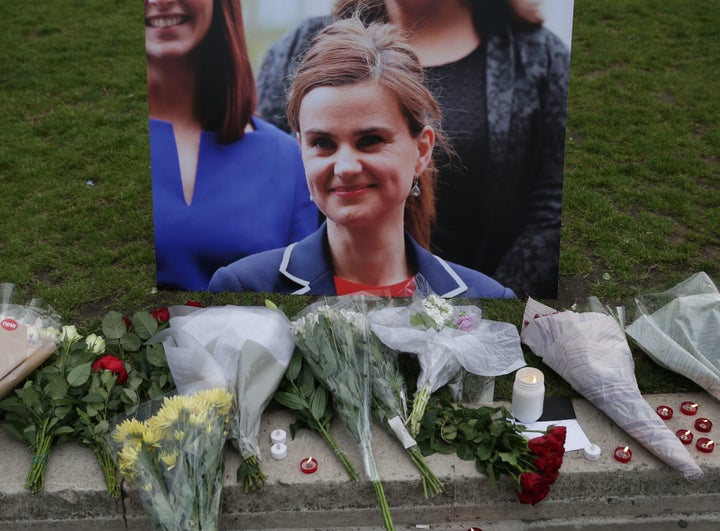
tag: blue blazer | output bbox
[209,223,515,298]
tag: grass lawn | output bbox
[0,0,718,399]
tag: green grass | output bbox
[1,1,718,399]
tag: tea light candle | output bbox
[680,401,699,415]
[676,430,694,445]
[694,418,712,433]
[270,442,287,460]
[614,446,632,464]
[300,456,318,474]
[696,438,714,454]
[271,428,287,444]
[656,405,673,421]
[511,367,545,424]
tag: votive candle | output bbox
[676,430,693,445]
[696,438,714,454]
[694,418,712,433]
[680,401,699,415]
[656,405,673,421]
[614,446,632,463]
[300,456,318,474]
[511,367,545,424]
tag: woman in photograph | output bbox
[255,0,570,298]
[209,17,514,299]
[145,0,318,290]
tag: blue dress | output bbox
[150,117,318,290]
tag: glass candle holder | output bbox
[511,367,545,423]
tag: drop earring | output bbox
[411,174,421,198]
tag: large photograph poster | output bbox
[146,0,574,298]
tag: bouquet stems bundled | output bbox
[291,299,394,530]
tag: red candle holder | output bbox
[696,438,714,454]
[614,446,632,463]
[694,418,712,433]
[300,456,318,474]
[676,429,694,445]
[656,405,673,420]
[680,401,699,415]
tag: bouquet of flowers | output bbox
[369,283,525,437]
[291,298,394,530]
[0,283,61,399]
[521,297,703,480]
[155,304,295,493]
[112,388,233,530]
[625,272,720,399]
[416,397,567,505]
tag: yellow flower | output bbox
[142,424,163,448]
[188,410,208,427]
[159,450,178,470]
[197,388,234,417]
[141,482,153,492]
[117,444,139,480]
[112,418,146,444]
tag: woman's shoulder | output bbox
[208,247,287,292]
[446,260,516,299]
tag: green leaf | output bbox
[86,405,98,417]
[132,311,158,340]
[67,362,93,387]
[54,406,72,420]
[0,397,28,414]
[309,386,327,419]
[46,374,69,400]
[285,350,302,382]
[17,385,42,412]
[102,311,127,340]
[94,420,110,436]
[123,387,138,404]
[54,426,75,436]
[120,332,142,352]
[273,391,308,411]
[145,342,167,367]
[456,444,475,461]
[297,364,315,399]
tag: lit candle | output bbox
[680,401,699,415]
[694,418,712,433]
[696,438,714,454]
[656,405,673,421]
[614,446,632,463]
[300,456,318,474]
[676,430,694,445]
[511,367,545,424]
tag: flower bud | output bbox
[85,333,106,354]
[61,324,81,344]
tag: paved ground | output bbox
[1,392,718,530]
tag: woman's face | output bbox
[144,0,214,61]
[298,81,434,232]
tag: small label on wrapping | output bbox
[388,416,416,449]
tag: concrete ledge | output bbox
[1,393,718,530]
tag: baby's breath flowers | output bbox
[113,388,233,530]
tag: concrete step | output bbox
[1,393,718,530]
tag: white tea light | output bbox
[271,428,287,445]
[511,367,545,423]
[270,442,288,460]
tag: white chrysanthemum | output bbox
[422,295,453,328]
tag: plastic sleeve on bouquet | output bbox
[521,300,703,481]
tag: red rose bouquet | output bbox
[416,398,566,505]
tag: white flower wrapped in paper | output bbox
[368,281,525,437]
[520,297,703,481]
[625,272,720,399]
[154,305,295,492]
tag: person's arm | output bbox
[493,29,570,298]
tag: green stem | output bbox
[26,418,53,493]
[372,480,395,531]
[407,446,443,498]
[316,424,360,481]
[93,442,120,498]
[409,384,431,438]
[237,454,266,494]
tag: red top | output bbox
[334,276,416,297]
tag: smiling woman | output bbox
[145,0,318,291]
[208,17,515,299]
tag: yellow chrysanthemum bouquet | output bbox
[112,388,233,531]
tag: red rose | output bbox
[533,454,563,484]
[184,300,205,307]
[529,434,564,460]
[547,426,567,446]
[152,307,170,323]
[92,355,128,384]
[517,471,550,505]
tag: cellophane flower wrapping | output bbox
[368,278,525,436]
[291,297,394,530]
[152,305,295,489]
[0,283,61,399]
[625,272,720,399]
[112,388,234,530]
[520,297,703,481]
